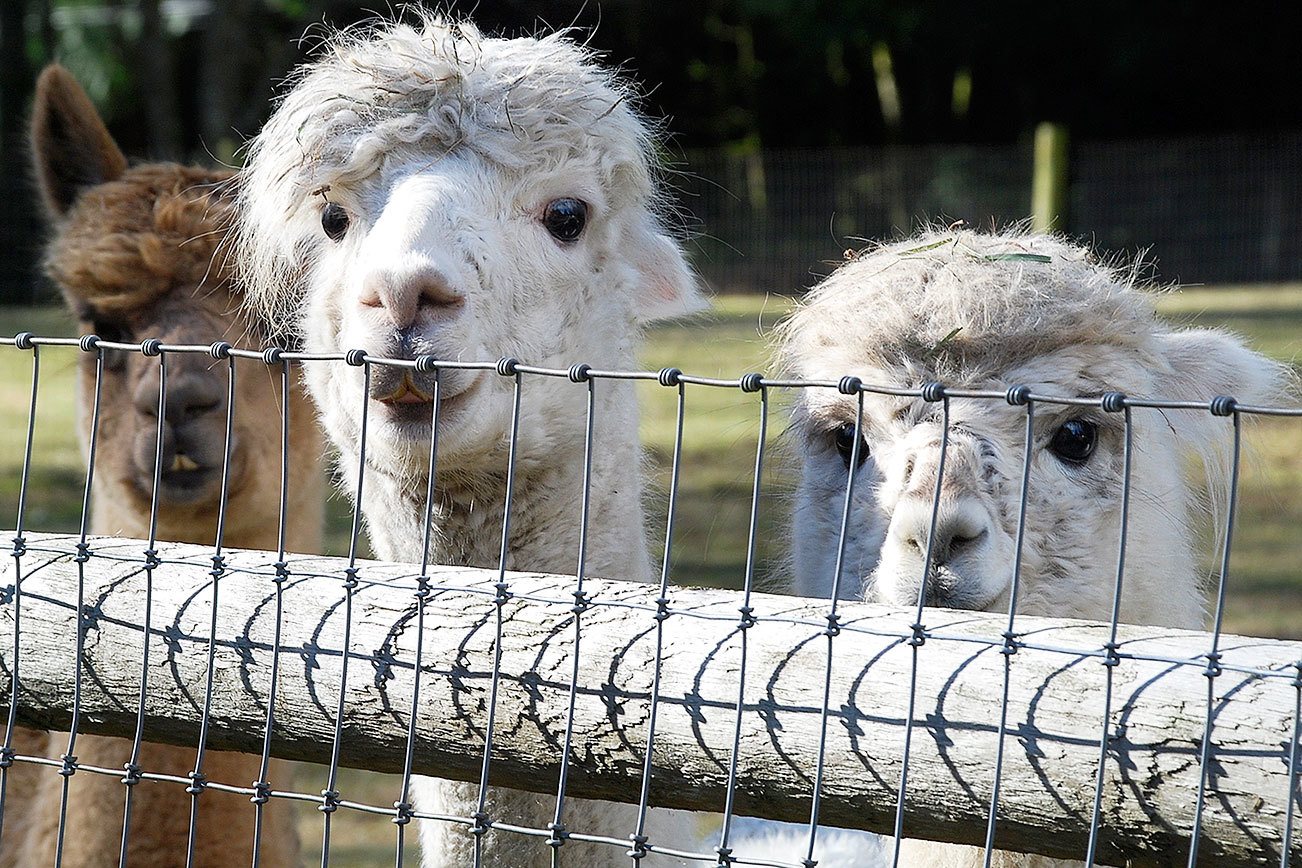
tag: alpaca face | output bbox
[236,19,702,483]
[791,349,1167,620]
[30,64,292,529]
[781,230,1285,628]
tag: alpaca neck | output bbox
[360,383,654,584]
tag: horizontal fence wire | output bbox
[0,332,1298,868]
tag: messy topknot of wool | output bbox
[45,164,235,315]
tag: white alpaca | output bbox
[234,16,704,868]
[775,229,1286,867]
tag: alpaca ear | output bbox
[626,222,708,323]
[1157,328,1289,412]
[30,64,128,218]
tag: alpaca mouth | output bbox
[373,371,483,432]
[376,374,434,405]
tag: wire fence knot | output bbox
[737,605,756,630]
[494,581,512,606]
[1209,395,1238,416]
[318,788,341,814]
[837,375,862,395]
[496,357,520,377]
[415,354,438,373]
[657,367,682,387]
[13,332,34,350]
[824,612,842,637]
[261,347,284,365]
[909,622,928,647]
[79,334,100,353]
[1100,391,1127,412]
[10,535,26,558]
[1204,651,1224,679]
[0,746,15,769]
[392,800,414,826]
[546,821,568,848]
[143,548,161,570]
[567,363,592,383]
[654,595,672,622]
[342,566,360,590]
[1102,641,1122,668]
[1006,384,1032,406]
[471,811,492,838]
[185,770,208,795]
[920,381,946,402]
[58,754,78,778]
[571,589,591,614]
[344,349,368,366]
[251,779,272,805]
[121,761,142,786]
[626,833,649,860]
[140,338,163,357]
[738,372,764,392]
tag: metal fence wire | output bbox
[0,333,1300,868]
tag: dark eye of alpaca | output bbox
[321,202,350,241]
[833,421,869,469]
[542,198,588,243]
[1049,418,1098,465]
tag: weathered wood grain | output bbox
[1,533,1298,866]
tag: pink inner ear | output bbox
[649,272,679,303]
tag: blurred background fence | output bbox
[678,131,1302,294]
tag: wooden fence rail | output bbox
[2,533,1299,866]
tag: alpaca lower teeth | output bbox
[171,454,201,472]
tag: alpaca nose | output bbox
[133,369,223,426]
[891,495,990,568]
[359,265,465,329]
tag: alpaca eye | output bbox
[833,421,869,469]
[1049,419,1097,465]
[542,198,588,243]
[321,203,350,241]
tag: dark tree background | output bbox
[1,0,1299,300]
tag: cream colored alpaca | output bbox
[777,229,1285,867]
[3,65,323,868]
[235,16,704,868]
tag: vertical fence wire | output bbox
[118,345,169,868]
[889,387,952,868]
[51,341,105,866]
[320,358,373,868]
[801,385,864,867]
[715,376,768,865]
[629,370,687,865]
[251,353,292,867]
[472,361,524,868]
[1187,403,1243,867]
[548,370,598,859]
[981,397,1036,866]
[1084,399,1134,866]
[1283,660,1302,868]
[0,337,42,850]
[184,349,238,867]
[393,364,442,867]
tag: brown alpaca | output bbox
[2,65,323,867]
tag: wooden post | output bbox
[2,533,1299,866]
[1032,122,1070,232]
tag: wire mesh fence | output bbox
[0,333,1300,868]
[676,131,1302,293]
